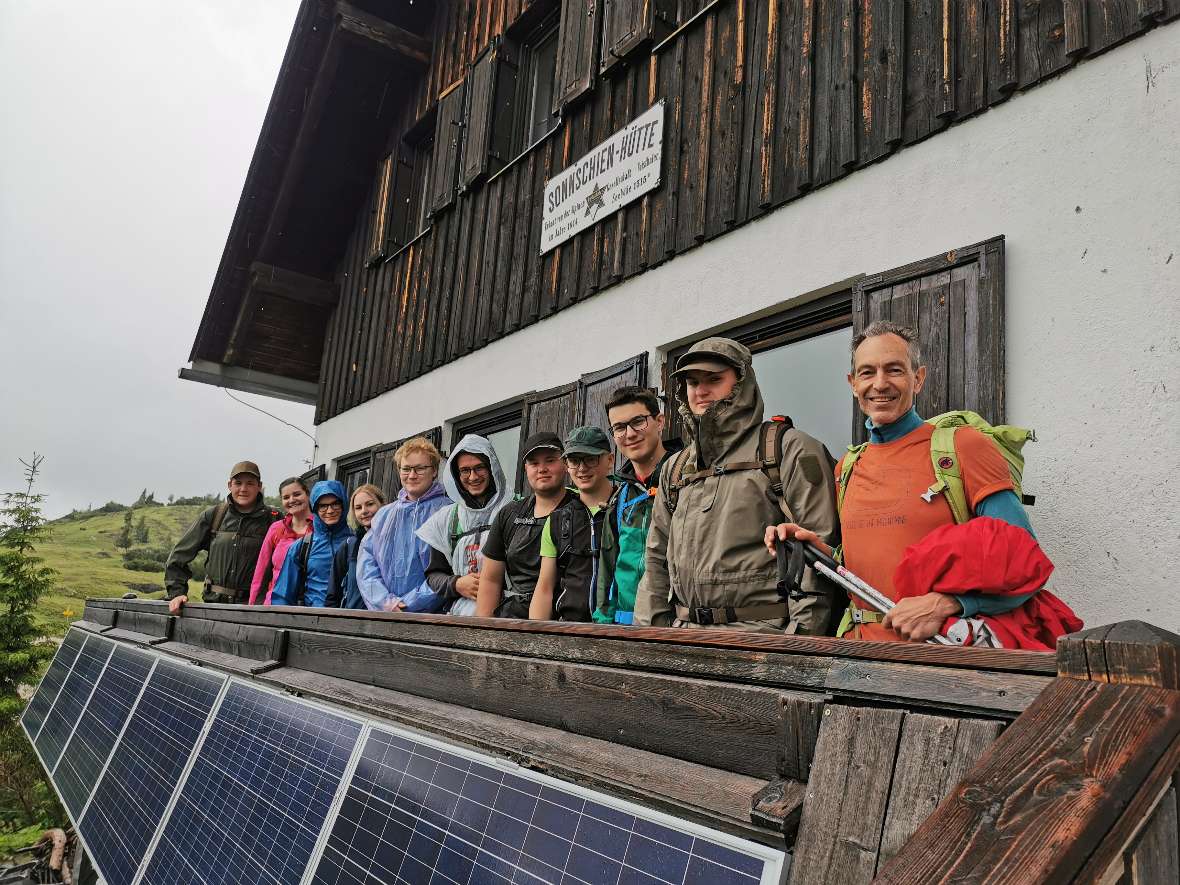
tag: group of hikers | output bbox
[164,322,1081,648]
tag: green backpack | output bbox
[837,410,1036,524]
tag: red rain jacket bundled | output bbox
[892,517,1083,650]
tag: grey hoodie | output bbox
[417,434,511,616]
[634,338,841,634]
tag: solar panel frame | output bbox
[51,644,156,819]
[139,680,367,885]
[309,724,789,885]
[26,636,787,885]
[80,658,226,885]
[20,627,87,742]
[34,634,115,772]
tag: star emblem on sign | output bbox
[584,181,607,218]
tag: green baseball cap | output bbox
[563,425,612,457]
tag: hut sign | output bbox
[541,100,664,254]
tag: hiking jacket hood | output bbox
[270,480,350,607]
[417,435,511,616]
[634,339,840,634]
[164,494,278,600]
[357,480,450,611]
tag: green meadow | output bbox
[34,505,208,637]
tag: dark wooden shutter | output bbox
[300,465,326,487]
[851,236,1006,444]
[553,0,601,112]
[600,0,676,74]
[576,353,648,428]
[461,49,497,188]
[517,383,578,487]
[368,442,399,500]
[428,79,467,215]
[367,154,394,262]
[388,142,416,248]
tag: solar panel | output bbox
[52,644,155,818]
[139,682,363,885]
[310,726,786,885]
[79,659,224,885]
[26,637,786,885]
[34,634,114,771]
[20,627,86,740]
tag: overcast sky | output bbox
[1,1,315,517]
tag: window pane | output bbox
[527,30,559,145]
[486,426,521,492]
[752,327,852,459]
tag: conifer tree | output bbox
[115,509,133,549]
[134,515,149,544]
[0,454,63,828]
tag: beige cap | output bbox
[229,461,261,480]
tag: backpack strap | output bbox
[928,423,971,524]
[295,536,313,605]
[209,501,231,535]
[661,447,695,514]
[757,417,793,510]
[835,443,868,514]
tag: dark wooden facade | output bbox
[78,598,1180,883]
[187,1,1179,421]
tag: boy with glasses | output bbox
[357,437,451,611]
[530,427,616,622]
[477,433,578,618]
[593,387,681,624]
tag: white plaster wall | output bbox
[316,25,1180,633]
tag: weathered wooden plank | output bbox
[490,168,515,339]
[81,604,117,628]
[903,0,947,144]
[262,666,781,845]
[1059,621,1180,689]
[937,0,957,118]
[109,597,1058,675]
[475,176,502,348]
[986,0,1019,101]
[956,0,987,119]
[110,609,172,641]
[1064,0,1090,55]
[788,705,905,885]
[1127,786,1180,884]
[874,679,1180,883]
[159,642,282,677]
[285,629,814,779]
[835,0,859,168]
[1018,0,1071,89]
[663,35,686,253]
[525,138,554,322]
[508,152,536,331]
[460,183,488,354]
[781,697,824,780]
[825,657,1045,716]
[757,0,780,209]
[615,62,640,280]
[796,0,818,190]
[714,0,744,228]
[676,16,709,248]
[750,777,808,835]
[876,715,1003,869]
[171,617,287,663]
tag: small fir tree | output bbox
[115,510,133,549]
[133,515,149,544]
[0,454,63,829]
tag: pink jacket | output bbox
[248,515,312,605]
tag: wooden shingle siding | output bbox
[314,2,1174,423]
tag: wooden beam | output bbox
[334,1,431,68]
[257,27,345,261]
[248,261,337,307]
[874,678,1180,883]
[1058,620,1180,690]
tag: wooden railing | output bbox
[77,599,1180,882]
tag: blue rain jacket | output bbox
[357,481,451,611]
[270,480,351,607]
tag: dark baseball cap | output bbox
[229,460,261,480]
[522,432,563,460]
[563,425,612,457]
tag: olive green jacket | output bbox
[164,496,277,601]
[634,340,840,634]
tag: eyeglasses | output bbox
[564,454,604,469]
[398,464,433,476]
[315,501,343,513]
[609,414,656,438]
[457,465,489,478]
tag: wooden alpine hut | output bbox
[25,2,1180,883]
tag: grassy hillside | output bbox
[35,505,209,637]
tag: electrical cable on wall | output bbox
[222,387,317,466]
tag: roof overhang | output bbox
[185,0,432,404]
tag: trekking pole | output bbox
[777,537,956,647]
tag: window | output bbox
[334,447,374,500]
[664,290,854,456]
[517,16,561,151]
[452,398,526,493]
[406,132,433,238]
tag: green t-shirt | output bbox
[540,504,603,558]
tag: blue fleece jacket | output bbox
[270,480,351,607]
[867,409,1035,618]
